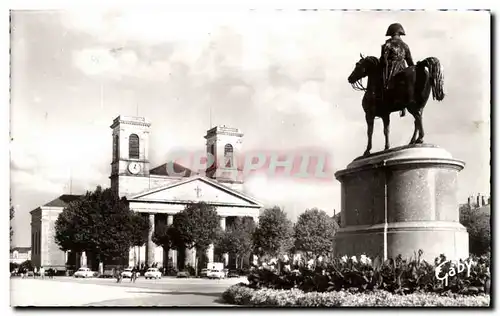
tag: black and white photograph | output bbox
[8,7,491,307]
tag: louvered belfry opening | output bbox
[224,144,233,168]
[129,134,140,159]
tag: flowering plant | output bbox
[247,250,490,295]
[222,284,490,307]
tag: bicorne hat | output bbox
[386,23,406,36]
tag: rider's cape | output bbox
[380,38,414,88]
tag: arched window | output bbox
[224,144,234,167]
[113,135,119,162]
[129,134,140,159]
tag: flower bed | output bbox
[222,284,490,307]
[248,252,490,296]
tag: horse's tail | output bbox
[417,57,445,101]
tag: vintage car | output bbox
[200,268,208,278]
[176,271,190,278]
[121,267,134,278]
[73,267,96,278]
[144,268,161,279]
[207,269,225,279]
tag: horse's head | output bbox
[348,54,379,90]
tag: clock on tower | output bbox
[128,162,142,175]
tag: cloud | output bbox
[10,120,110,200]
[10,10,490,247]
[11,169,66,195]
[10,142,38,171]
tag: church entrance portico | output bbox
[126,175,262,271]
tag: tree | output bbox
[173,202,221,275]
[19,260,33,272]
[10,197,14,243]
[460,205,491,256]
[153,222,183,250]
[153,222,183,273]
[55,186,150,270]
[294,208,337,260]
[219,217,255,268]
[130,213,150,249]
[253,206,294,259]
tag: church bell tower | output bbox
[110,115,151,197]
[204,125,244,191]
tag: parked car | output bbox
[144,268,161,279]
[227,270,239,278]
[73,268,95,278]
[100,269,115,278]
[207,269,225,279]
[176,271,190,278]
[121,268,134,278]
[200,268,208,278]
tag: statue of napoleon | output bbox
[348,23,445,156]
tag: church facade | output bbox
[30,115,263,272]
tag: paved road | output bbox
[11,276,247,306]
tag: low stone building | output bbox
[10,246,31,265]
[30,194,80,271]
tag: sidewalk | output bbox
[10,278,156,307]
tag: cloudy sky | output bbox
[10,10,490,246]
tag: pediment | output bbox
[128,176,262,207]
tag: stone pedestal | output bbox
[334,144,469,262]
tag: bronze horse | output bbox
[347,54,445,156]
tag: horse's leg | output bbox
[409,118,418,144]
[408,107,418,144]
[364,114,374,156]
[415,110,424,143]
[382,114,390,150]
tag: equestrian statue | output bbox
[347,23,445,156]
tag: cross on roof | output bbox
[194,186,202,198]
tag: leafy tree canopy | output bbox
[219,217,255,259]
[253,206,294,258]
[55,186,150,262]
[173,202,221,253]
[294,208,337,257]
[460,205,491,256]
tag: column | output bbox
[220,216,226,231]
[129,247,136,267]
[220,216,228,266]
[146,214,155,266]
[206,244,214,263]
[253,216,259,226]
[184,247,196,268]
[167,214,177,269]
[80,251,87,267]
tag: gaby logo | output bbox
[434,260,473,286]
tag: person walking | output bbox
[131,267,138,283]
[115,268,121,283]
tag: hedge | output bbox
[222,284,490,307]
